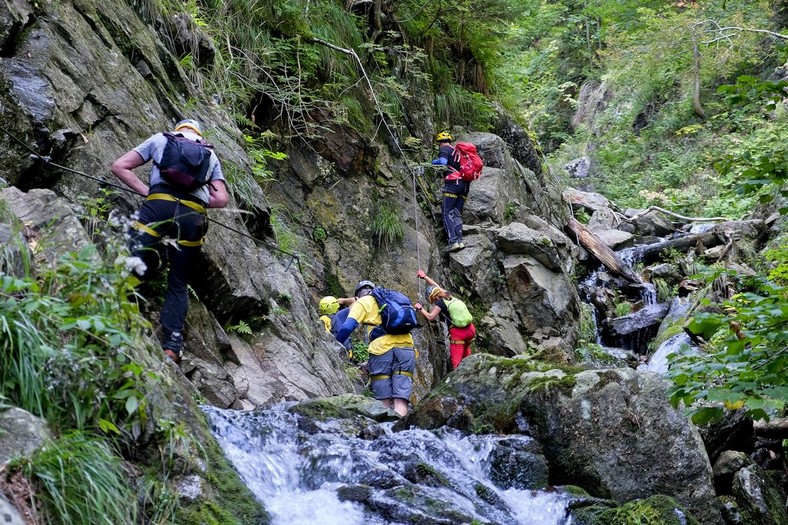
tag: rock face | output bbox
[0,408,51,466]
[401,355,720,525]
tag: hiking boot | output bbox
[164,349,182,364]
[444,242,463,253]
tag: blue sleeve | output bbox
[334,317,359,344]
[432,157,448,165]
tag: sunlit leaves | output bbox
[667,274,788,423]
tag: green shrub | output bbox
[371,204,404,248]
[0,242,149,434]
[17,432,138,525]
[668,272,788,424]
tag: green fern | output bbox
[226,320,253,335]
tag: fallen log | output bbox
[627,220,766,264]
[627,230,721,264]
[754,418,788,439]
[567,218,641,284]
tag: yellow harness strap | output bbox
[370,370,414,382]
[130,193,207,247]
[147,193,206,214]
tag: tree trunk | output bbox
[567,219,641,284]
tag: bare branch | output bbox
[626,205,729,223]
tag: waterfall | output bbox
[642,332,694,374]
[204,405,573,525]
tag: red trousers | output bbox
[449,323,476,369]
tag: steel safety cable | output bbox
[0,125,302,272]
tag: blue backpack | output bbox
[370,287,418,335]
[155,132,214,191]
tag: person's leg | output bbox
[462,323,476,363]
[441,180,463,245]
[160,207,206,360]
[390,347,415,416]
[452,181,469,244]
[128,201,169,280]
[448,326,464,369]
[368,351,395,411]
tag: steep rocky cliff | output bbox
[0,0,575,410]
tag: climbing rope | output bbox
[318,42,432,299]
[0,125,302,273]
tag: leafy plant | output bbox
[16,432,138,525]
[243,132,287,184]
[0,241,150,434]
[667,273,787,424]
[350,341,369,364]
[312,226,327,242]
[371,204,404,248]
[225,320,253,336]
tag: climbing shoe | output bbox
[164,349,182,363]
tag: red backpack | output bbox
[453,142,483,182]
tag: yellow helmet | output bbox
[435,131,452,142]
[319,296,339,315]
[427,286,444,302]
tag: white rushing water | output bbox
[204,405,573,525]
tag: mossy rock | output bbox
[571,495,701,525]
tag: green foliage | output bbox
[350,341,369,364]
[614,300,633,318]
[270,206,298,255]
[764,241,788,285]
[0,243,149,434]
[312,226,327,242]
[371,204,404,248]
[668,273,787,424]
[243,132,286,184]
[17,432,138,525]
[225,320,253,336]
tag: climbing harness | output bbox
[0,125,302,272]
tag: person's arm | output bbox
[338,297,356,306]
[415,302,442,322]
[432,144,453,165]
[207,179,229,208]
[334,317,359,343]
[417,270,442,290]
[111,151,149,196]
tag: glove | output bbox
[417,270,426,279]
[414,302,423,311]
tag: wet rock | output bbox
[603,302,670,353]
[713,450,753,494]
[732,464,788,525]
[699,411,755,466]
[289,393,399,423]
[173,474,207,502]
[405,358,720,524]
[487,436,549,490]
